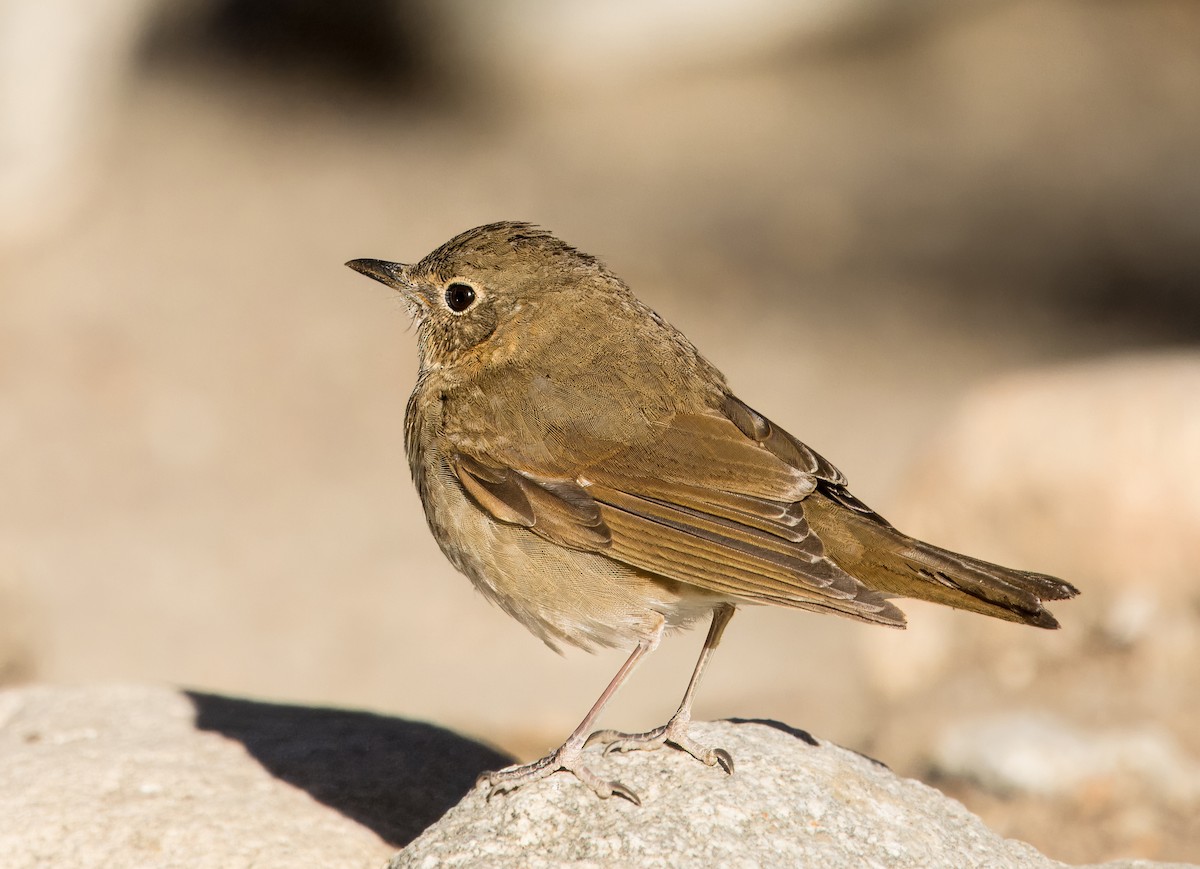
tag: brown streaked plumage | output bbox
[346,222,1078,804]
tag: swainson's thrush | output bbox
[347,222,1077,804]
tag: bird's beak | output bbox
[346,258,409,288]
[345,258,430,314]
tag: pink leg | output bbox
[586,604,736,774]
[483,616,665,804]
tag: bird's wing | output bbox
[450,396,904,626]
[452,452,612,551]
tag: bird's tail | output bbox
[805,490,1079,629]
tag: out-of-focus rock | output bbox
[0,0,157,249]
[898,351,1200,618]
[390,719,1194,869]
[859,352,1200,703]
[0,563,36,685]
[853,360,1200,866]
[932,711,1200,802]
[0,0,961,249]
[856,601,959,702]
[0,683,508,869]
[438,0,956,91]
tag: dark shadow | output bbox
[725,717,892,769]
[186,691,511,848]
[724,717,819,746]
[846,749,891,770]
[201,0,433,93]
[139,0,455,104]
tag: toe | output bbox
[485,781,512,801]
[584,728,621,748]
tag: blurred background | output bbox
[1,0,1198,862]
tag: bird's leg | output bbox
[586,604,736,774]
[482,616,665,805]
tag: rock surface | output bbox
[2,684,1195,869]
[0,683,508,869]
[933,712,1200,802]
[850,353,1200,862]
[862,352,1200,713]
[895,351,1200,641]
[389,719,1196,869]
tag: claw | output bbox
[607,780,642,806]
[711,748,734,774]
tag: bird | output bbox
[346,221,1078,805]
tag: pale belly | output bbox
[417,451,722,652]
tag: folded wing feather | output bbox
[451,405,905,626]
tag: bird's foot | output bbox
[586,714,734,774]
[480,741,642,805]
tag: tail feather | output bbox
[899,542,1076,628]
[805,488,1079,629]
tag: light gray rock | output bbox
[895,351,1200,637]
[1085,865,1199,869]
[0,683,508,869]
[933,712,1200,802]
[3,685,1192,868]
[391,720,1195,869]
[859,352,1200,707]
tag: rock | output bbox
[438,0,922,91]
[859,352,1200,705]
[390,719,1190,869]
[896,351,1200,637]
[1085,864,1200,869]
[0,0,155,249]
[2,687,1193,868]
[852,355,1200,865]
[0,683,508,869]
[0,567,36,685]
[932,712,1200,802]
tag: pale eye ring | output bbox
[445,283,476,312]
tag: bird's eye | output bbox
[445,283,476,312]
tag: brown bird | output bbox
[346,222,1077,804]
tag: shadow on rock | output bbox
[725,717,890,769]
[186,691,511,847]
[724,718,818,746]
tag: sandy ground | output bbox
[1,1,1198,862]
